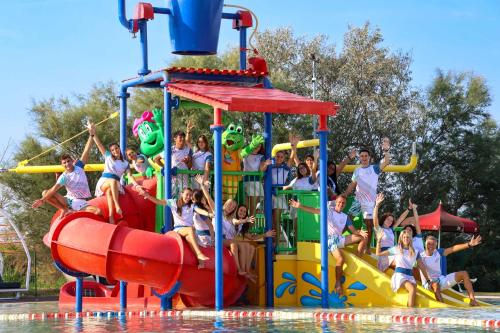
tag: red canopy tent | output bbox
[402,202,479,246]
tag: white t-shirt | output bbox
[352,164,381,204]
[56,160,91,199]
[327,207,353,237]
[166,199,194,228]
[244,153,264,181]
[374,226,395,249]
[420,249,447,280]
[131,154,149,174]
[288,176,318,191]
[271,163,291,186]
[413,234,425,254]
[172,145,192,170]
[192,150,212,171]
[103,151,130,178]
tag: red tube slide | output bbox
[47,178,247,307]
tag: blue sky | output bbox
[1,0,499,160]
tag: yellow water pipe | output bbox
[342,143,418,173]
[271,139,319,157]
[8,164,105,174]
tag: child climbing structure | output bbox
[11,0,490,311]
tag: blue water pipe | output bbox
[75,277,83,312]
[239,28,247,70]
[138,21,151,76]
[119,281,127,310]
[211,108,224,311]
[317,119,329,308]
[119,87,130,154]
[263,77,274,307]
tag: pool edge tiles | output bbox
[0,309,499,328]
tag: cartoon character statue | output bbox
[132,109,165,177]
[222,123,264,200]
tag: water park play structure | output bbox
[5,0,490,312]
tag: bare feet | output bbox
[61,209,73,218]
[109,215,115,225]
[238,270,247,276]
[116,206,123,216]
[469,299,479,306]
[246,272,257,283]
[197,253,209,261]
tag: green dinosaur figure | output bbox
[132,108,164,177]
[221,123,264,199]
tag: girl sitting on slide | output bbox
[138,187,210,266]
[221,199,249,277]
[373,193,416,271]
[376,229,434,307]
[235,204,276,282]
[192,175,215,247]
[92,131,141,224]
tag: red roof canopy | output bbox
[402,203,479,233]
[167,83,338,116]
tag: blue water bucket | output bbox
[168,0,224,55]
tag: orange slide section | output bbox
[47,178,246,308]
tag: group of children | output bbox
[32,120,482,307]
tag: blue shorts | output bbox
[328,235,345,252]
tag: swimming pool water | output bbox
[0,302,498,333]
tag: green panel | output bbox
[297,194,362,241]
[297,193,320,241]
[155,172,165,233]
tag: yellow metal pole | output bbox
[341,143,418,173]
[271,139,319,157]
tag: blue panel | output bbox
[212,124,224,310]
[318,129,329,308]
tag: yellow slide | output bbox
[271,242,489,308]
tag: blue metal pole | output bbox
[263,111,274,307]
[164,90,173,229]
[75,276,83,312]
[263,76,274,307]
[212,108,224,311]
[318,121,329,308]
[119,87,130,155]
[138,21,151,76]
[119,281,127,310]
[162,86,173,310]
[239,27,247,70]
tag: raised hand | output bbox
[289,133,300,147]
[348,148,357,160]
[247,216,255,224]
[409,199,417,210]
[381,137,391,152]
[469,235,482,247]
[194,174,204,185]
[375,193,385,206]
[87,121,96,136]
[186,119,194,133]
[250,134,265,148]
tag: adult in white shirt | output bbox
[345,138,391,253]
[290,195,368,296]
[32,125,102,217]
[421,235,481,306]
